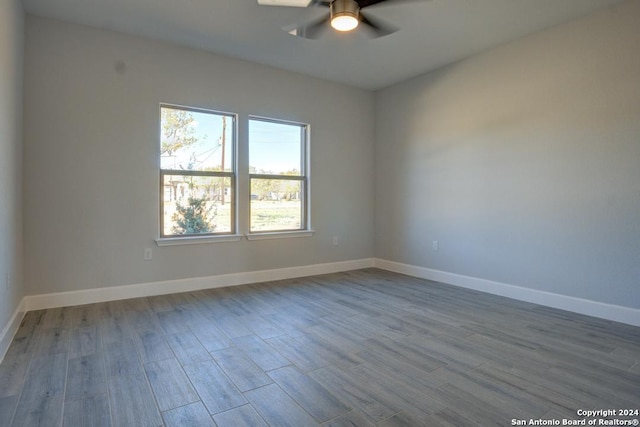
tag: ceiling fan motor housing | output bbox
[331,0,360,24]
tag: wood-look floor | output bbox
[1,268,639,426]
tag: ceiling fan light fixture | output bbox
[330,0,359,32]
[331,15,358,31]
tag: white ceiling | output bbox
[22,0,623,90]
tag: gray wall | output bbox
[23,16,375,295]
[0,0,24,331]
[375,0,640,309]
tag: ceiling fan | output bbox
[257,0,405,39]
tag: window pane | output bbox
[162,174,233,236]
[250,179,303,232]
[249,119,303,175]
[161,106,233,172]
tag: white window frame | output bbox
[246,116,312,239]
[156,104,241,245]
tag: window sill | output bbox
[156,234,243,246]
[245,230,315,241]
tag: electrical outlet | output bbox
[432,241,439,252]
[332,236,340,246]
[144,248,152,261]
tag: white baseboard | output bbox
[24,258,376,311]
[374,258,640,327]
[0,298,26,363]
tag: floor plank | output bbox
[309,366,399,423]
[166,331,211,366]
[11,394,64,427]
[19,353,67,400]
[0,396,19,426]
[322,409,373,427]
[104,341,163,427]
[136,330,174,363]
[33,327,70,356]
[68,326,100,358]
[0,350,31,398]
[183,360,247,415]
[63,394,111,427]
[213,404,268,427]
[144,358,199,411]
[107,382,163,427]
[233,334,291,372]
[162,401,215,427]
[187,318,234,353]
[211,346,273,392]
[268,365,351,423]
[65,353,107,402]
[244,383,318,427]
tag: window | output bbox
[160,105,236,238]
[249,117,309,233]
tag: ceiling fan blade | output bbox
[284,14,331,39]
[257,0,313,7]
[358,0,427,9]
[257,0,330,6]
[359,12,397,38]
[309,0,332,7]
